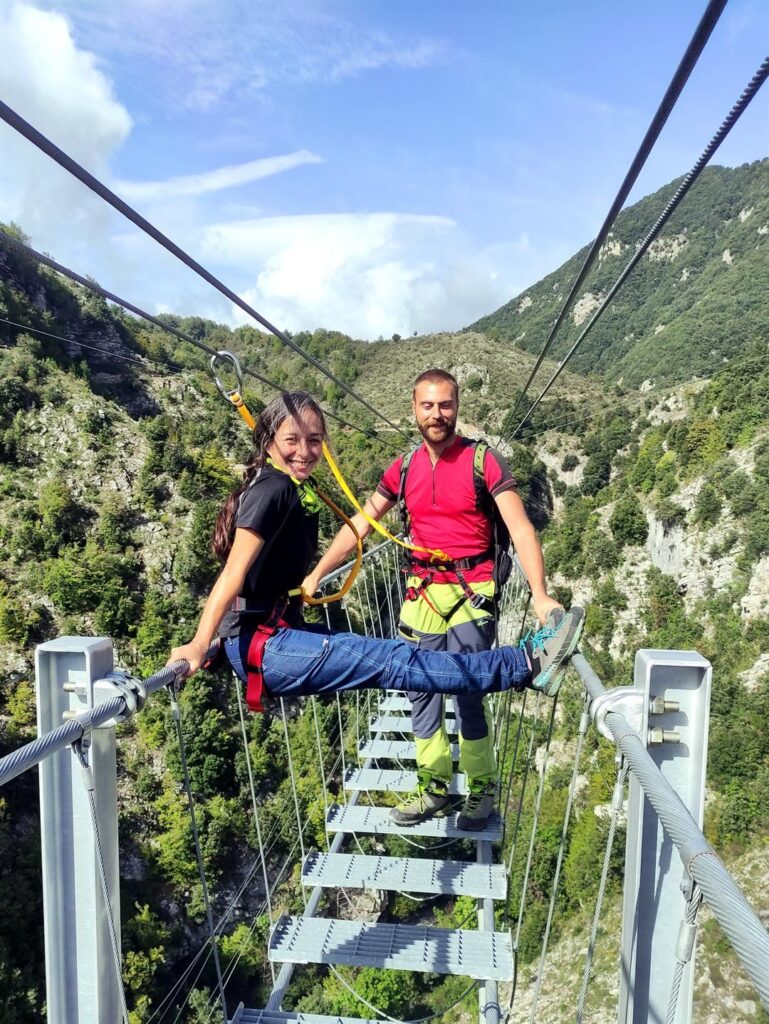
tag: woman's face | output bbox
[267,411,324,480]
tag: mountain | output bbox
[469,160,769,387]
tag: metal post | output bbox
[618,649,711,1024]
[36,636,122,1024]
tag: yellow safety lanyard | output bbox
[210,350,362,605]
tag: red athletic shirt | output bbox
[377,436,517,583]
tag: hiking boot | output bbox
[523,606,585,697]
[457,781,497,831]
[390,784,450,826]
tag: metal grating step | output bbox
[232,1012,387,1024]
[358,739,460,762]
[302,850,507,899]
[269,915,514,980]
[370,715,457,735]
[344,768,467,795]
[325,803,502,842]
[379,694,455,714]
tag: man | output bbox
[303,368,564,830]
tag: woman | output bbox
[168,391,583,706]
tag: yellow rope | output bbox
[321,440,451,564]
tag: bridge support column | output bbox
[619,649,711,1024]
[36,636,122,1024]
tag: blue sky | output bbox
[1,0,768,339]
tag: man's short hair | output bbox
[412,368,459,400]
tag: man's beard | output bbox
[417,418,456,443]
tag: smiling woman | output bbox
[167,389,584,709]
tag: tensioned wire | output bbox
[0,230,398,448]
[0,106,413,443]
[498,0,728,440]
[508,53,769,442]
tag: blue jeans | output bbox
[223,626,530,698]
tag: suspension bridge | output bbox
[1,547,768,1023]
[1,3,768,1019]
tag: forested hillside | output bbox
[470,160,769,386]
[1,145,769,1024]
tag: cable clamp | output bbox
[93,670,148,726]
[590,686,645,742]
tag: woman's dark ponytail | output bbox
[211,391,327,561]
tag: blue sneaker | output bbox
[522,607,584,696]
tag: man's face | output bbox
[412,380,458,444]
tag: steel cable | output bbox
[510,53,769,440]
[0,105,413,442]
[0,229,395,446]
[498,0,728,438]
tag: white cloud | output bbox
[200,213,520,339]
[0,2,131,249]
[38,0,452,112]
[115,151,323,203]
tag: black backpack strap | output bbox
[397,447,418,540]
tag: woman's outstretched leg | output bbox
[254,608,583,700]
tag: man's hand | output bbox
[533,595,563,626]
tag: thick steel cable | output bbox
[71,739,131,1024]
[167,687,228,1024]
[499,0,728,437]
[575,758,630,1024]
[528,694,591,1023]
[510,53,769,440]
[0,229,393,446]
[0,106,413,442]
[571,651,769,1010]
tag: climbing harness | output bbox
[210,349,362,605]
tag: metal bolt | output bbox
[648,727,681,745]
[650,695,680,715]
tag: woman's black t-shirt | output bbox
[218,465,319,638]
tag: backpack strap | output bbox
[397,447,418,539]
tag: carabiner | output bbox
[210,349,244,400]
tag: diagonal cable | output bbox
[498,0,728,439]
[0,103,413,442]
[0,229,397,447]
[509,53,769,441]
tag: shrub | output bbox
[694,483,721,526]
[561,453,579,473]
[609,492,648,546]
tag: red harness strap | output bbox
[244,598,289,713]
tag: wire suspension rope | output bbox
[0,230,394,446]
[499,0,728,436]
[528,692,591,1023]
[167,686,228,1024]
[0,104,413,442]
[575,757,629,1024]
[509,53,769,440]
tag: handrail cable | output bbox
[575,757,630,1023]
[167,685,228,1024]
[570,651,769,1010]
[528,689,591,1022]
[0,230,396,447]
[0,103,413,442]
[499,0,728,436]
[507,53,769,441]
